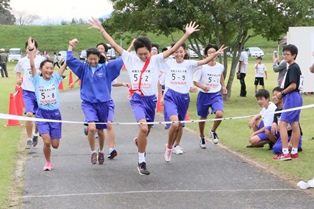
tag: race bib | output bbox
[131,70,152,88]
[39,84,57,105]
[206,74,220,88]
[170,69,187,85]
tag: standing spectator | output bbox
[42,50,50,60]
[53,52,60,69]
[273,53,287,86]
[238,47,248,97]
[254,56,267,93]
[0,48,8,78]
[14,38,46,148]
[273,44,303,161]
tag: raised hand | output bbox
[69,38,79,47]
[27,37,35,51]
[88,17,103,31]
[215,45,228,55]
[185,21,199,35]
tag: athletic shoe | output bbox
[91,152,97,164]
[164,144,172,162]
[108,149,118,159]
[210,130,219,144]
[43,162,52,171]
[98,151,104,165]
[199,137,206,149]
[26,139,32,149]
[172,146,183,155]
[32,135,38,147]
[272,153,292,161]
[137,162,150,175]
[291,153,299,159]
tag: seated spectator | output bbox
[271,87,302,155]
[246,89,277,148]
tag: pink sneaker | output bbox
[291,153,298,159]
[272,153,292,161]
[43,161,52,171]
[164,144,172,162]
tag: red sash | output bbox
[129,57,151,96]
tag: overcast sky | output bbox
[10,0,113,24]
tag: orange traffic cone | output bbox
[58,80,64,90]
[5,93,22,126]
[156,92,164,112]
[14,87,23,116]
[185,111,190,121]
[68,71,73,87]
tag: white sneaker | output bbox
[172,146,183,155]
[210,130,219,144]
[164,144,172,162]
[199,137,206,149]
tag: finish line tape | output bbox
[1,104,314,126]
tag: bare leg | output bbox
[106,121,115,149]
[198,117,207,137]
[211,110,223,132]
[168,115,179,147]
[137,120,149,153]
[174,126,183,146]
[25,112,34,138]
[87,123,96,151]
[42,134,51,162]
[97,129,105,151]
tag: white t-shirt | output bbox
[239,51,248,73]
[193,63,224,93]
[162,59,198,94]
[255,63,267,78]
[122,51,164,96]
[260,102,277,127]
[14,55,46,92]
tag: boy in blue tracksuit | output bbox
[66,38,123,165]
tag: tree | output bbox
[0,0,15,24]
[14,10,40,25]
[105,0,314,100]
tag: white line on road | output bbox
[23,188,297,199]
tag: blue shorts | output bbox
[281,92,302,123]
[108,100,115,122]
[196,91,224,118]
[164,105,185,129]
[164,88,190,125]
[129,93,157,125]
[272,135,302,154]
[36,108,62,139]
[256,125,272,141]
[81,101,110,130]
[22,90,38,114]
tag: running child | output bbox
[28,37,66,171]
[14,38,46,148]
[193,43,227,148]
[88,17,199,175]
[66,38,123,165]
[163,43,226,162]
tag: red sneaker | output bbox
[272,153,292,161]
[291,153,299,159]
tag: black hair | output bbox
[283,44,298,60]
[204,43,219,56]
[152,43,159,52]
[255,89,270,99]
[171,42,186,50]
[184,53,190,60]
[272,86,282,93]
[25,38,38,49]
[257,56,262,60]
[39,60,53,68]
[161,47,168,52]
[96,43,109,53]
[86,47,100,58]
[134,36,152,52]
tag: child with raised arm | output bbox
[28,37,66,171]
[162,43,226,162]
[89,17,199,175]
[66,39,123,165]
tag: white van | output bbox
[106,44,116,60]
[8,48,22,61]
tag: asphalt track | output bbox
[21,71,314,209]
